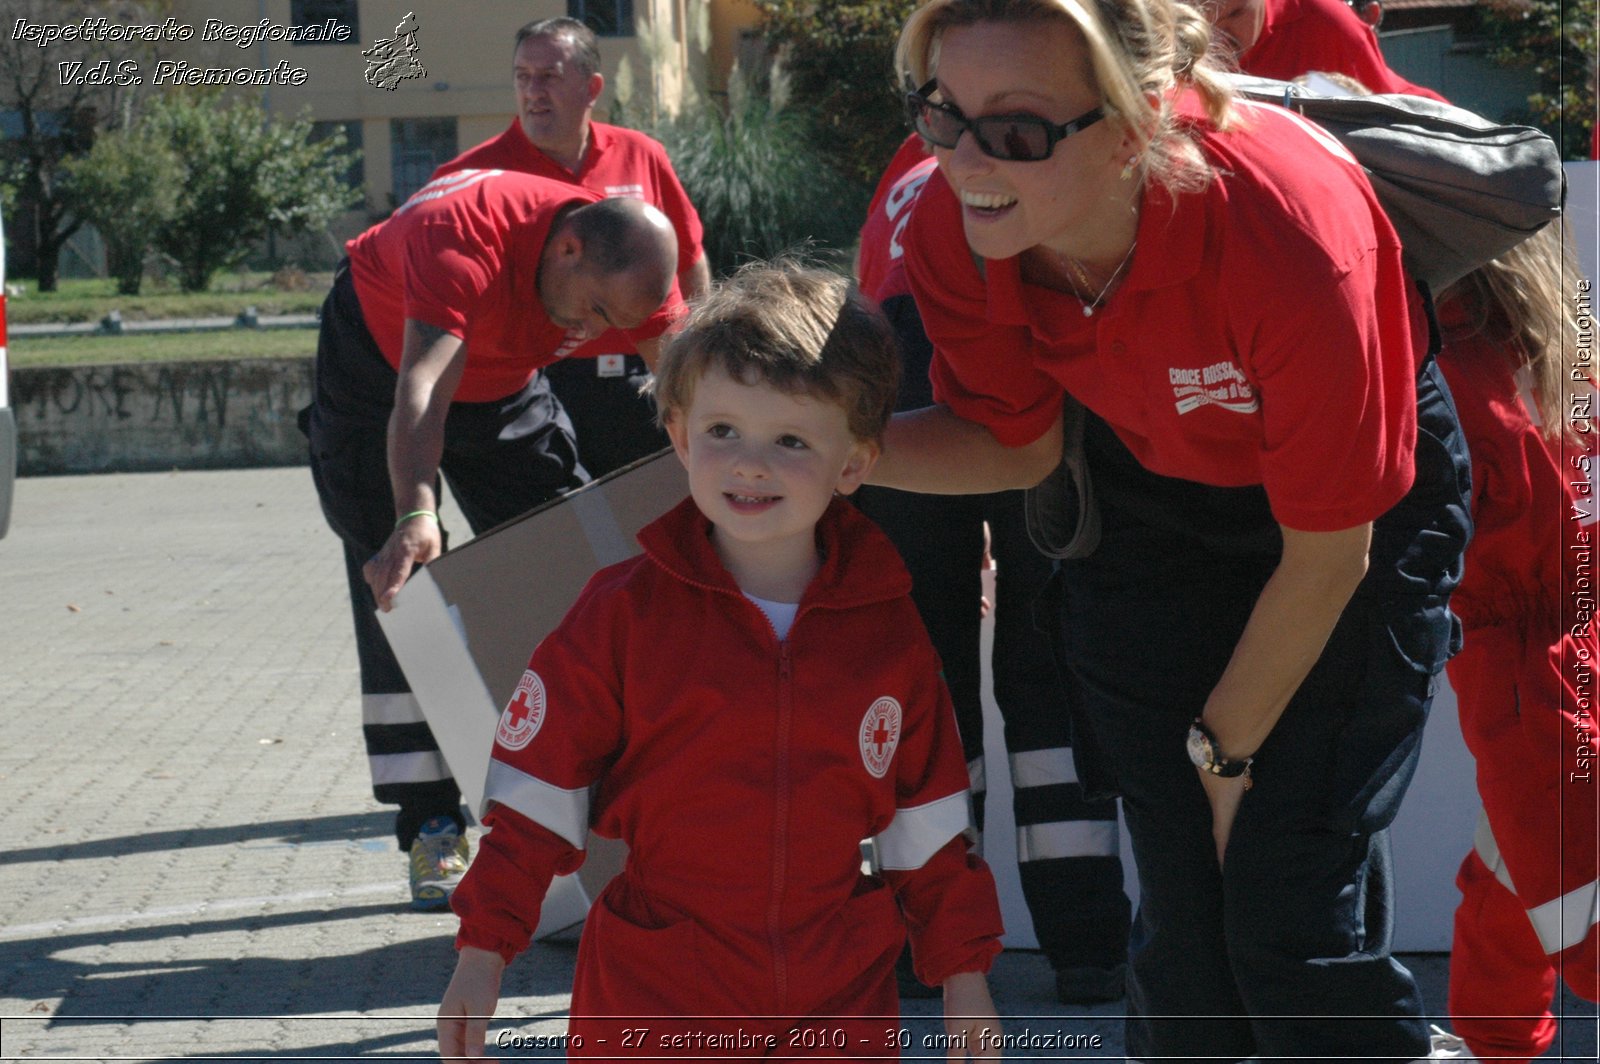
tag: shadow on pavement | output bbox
[0,812,393,867]
[4,903,580,1020]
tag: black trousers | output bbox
[542,354,669,480]
[855,293,1131,972]
[302,264,585,849]
[1058,358,1471,1063]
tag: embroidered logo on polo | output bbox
[1169,361,1260,416]
[496,669,546,751]
[859,697,902,778]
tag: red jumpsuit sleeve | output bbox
[880,638,1004,987]
[903,173,1063,447]
[452,573,631,962]
[451,804,583,964]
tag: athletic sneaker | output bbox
[409,816,469,912]
[1425,1026,1479,1061]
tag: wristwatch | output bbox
[1186,718,1253,780]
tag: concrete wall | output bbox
[12,359,312,476]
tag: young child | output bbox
[1434,225,1599,1063]
[436,261,1005,1059]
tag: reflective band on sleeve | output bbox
[485,759,590,850]
[967,756,986,796]
[1527,877,1600,955]
[1008,747,1079,789]
[1472,810,1519,895]
[362,691,427,727]
[878,791,971,871]
[1016,819,1120,862]
[368,749,450,785]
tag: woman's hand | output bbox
[1197,768,1250,866]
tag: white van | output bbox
[1,206,14,537]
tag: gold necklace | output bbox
[1069,239,1138,317]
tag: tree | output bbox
[0,0,173,290]
[143,92,361,292]
[60,128,181,294]
[1478,0,1596,160]
[753,1,922,186]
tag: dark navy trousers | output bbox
[1055,357,1471,1063]
[302,264,585,849]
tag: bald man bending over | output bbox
[302,172,680,910]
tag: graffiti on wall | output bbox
[13,359,314,474]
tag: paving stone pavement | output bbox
[0,467,1593,1061]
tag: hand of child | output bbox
[941,970,1002,1061]
[437,946,506,1061]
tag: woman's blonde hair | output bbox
[651,259,901,443]
[894,0,1233,192]
[1442,224,1590,445]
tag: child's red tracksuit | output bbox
[1437,302,1599,1064]
[452,496,1004,1055]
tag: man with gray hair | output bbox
[433,16,710,477]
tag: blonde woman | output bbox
[872,1,1473,1059]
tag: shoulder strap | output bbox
[1228,74,1565,290]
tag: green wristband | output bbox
[394,509,439,530]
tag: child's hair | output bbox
[652,259,902,442]
[1442,223,1588,445]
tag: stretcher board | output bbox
[378,448,687,938]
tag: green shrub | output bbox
[642,62,869,277]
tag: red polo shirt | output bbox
[903,94,1426,532]
[433,119,706,281]
[856,136,938,303]
[1240,0,1447,101]
[346,170,680,403]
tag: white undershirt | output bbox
[744,592,799,641]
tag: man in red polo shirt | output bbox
[432,16,709,478]
[1206,0,1448,100]
[302,169,680,911]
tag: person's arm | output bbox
[1197,521,1373,863]
[437,946,504,1060]
[942,971,1001,1061]
[870,404,1063,495]
[680,252,711,302]
[363,319,468,611]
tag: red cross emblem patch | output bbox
[496,669,546,751]
[859,696,902,779]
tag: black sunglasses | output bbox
[904,79,1104,162]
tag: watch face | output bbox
[1186,726,1212,769]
